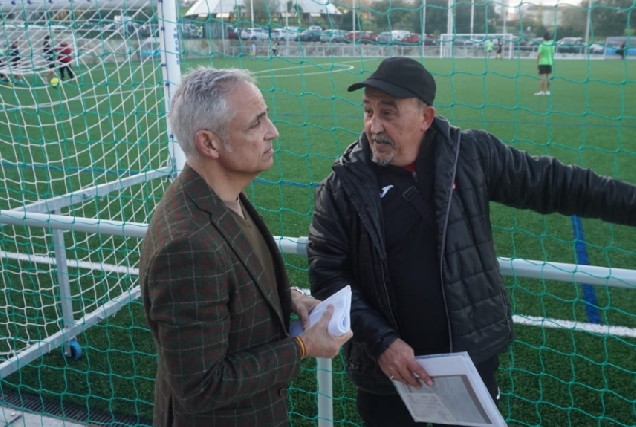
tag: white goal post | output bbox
[440,33,515,59]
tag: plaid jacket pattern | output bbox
[140,165,302,427]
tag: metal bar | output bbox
[50,213,75,357]
[12,168,171,214]
[0,286,141,378]
[317,357,334,427]
[0,211,147,238]
[498,257,636,289]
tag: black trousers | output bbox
[357,356,500,427]
[59,65,74,80]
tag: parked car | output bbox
[226,25,239,40]
[398,33,435,46]
[240,27,269,40]
[519,37,543,51]
[556,37,584,53]
[180,22,202,39]
[272,28,298,41]
[320,29,347,43]
[589,43,605,54]
[298,29,322,42]
[376,30,410,45]
[345,31,377,44]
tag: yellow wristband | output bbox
[294,336,306,359]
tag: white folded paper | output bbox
[289,285,352,337]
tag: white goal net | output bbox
[0,0,179,366]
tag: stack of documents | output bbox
[289,285,352,337]
[393,352,507,427]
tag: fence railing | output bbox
[1,209,636,425]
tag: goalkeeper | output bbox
[308,56,636,427]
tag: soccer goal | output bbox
[0,0,183,379]
[439,33,515,59]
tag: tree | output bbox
[252,0,279,24]
[369,0,415,32]
[454,0,498,34]
[287,1,304,26]
[589,0,636,37]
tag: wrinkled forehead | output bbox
[362,88,417,109]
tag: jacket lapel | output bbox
[179,165,287,330]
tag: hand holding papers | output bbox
[289,285,352,337]
[392,352,507,427]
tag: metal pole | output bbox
[285,4,289,56]
[250,0,254,27]
[51,210,74,358]
[422,0,426,36]
[317,357,334,427]
[585,0,592,49]
[471,0,474,37]
[352,0,356,33]
[447,0,453,35]
[220,0,225,55]
[502,0,507,35]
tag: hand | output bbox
[378,338,433,388]
[299,305,353,359]
[290,288,320,330]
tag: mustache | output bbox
[371,134,394,146]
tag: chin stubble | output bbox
[370,134,395,166]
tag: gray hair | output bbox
[168,67,256,159]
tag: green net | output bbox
[1,0,636,426]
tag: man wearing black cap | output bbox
[307,57,636,426]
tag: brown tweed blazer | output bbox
[140,165,302,427]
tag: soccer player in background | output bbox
[43,35,56,81]
[9,41,24,84]
[535,32,555,96]
[56,41,75,81]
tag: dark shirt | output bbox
[10,48,19,63]
[230,200,281,312]
[43,40,53,57]
[374,130,450,356]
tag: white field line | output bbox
[512,315,636,338]
[3,249,636,338]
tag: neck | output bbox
[189,160,253,208]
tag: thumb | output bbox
[316,305,334,327]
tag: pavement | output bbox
[0,406,86,427]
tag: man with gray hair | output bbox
[139,67,352,427]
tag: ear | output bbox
[421,106,436,132]
[194,130,222,159]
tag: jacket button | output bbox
[279,388,286,397]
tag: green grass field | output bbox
[1,55,636,426]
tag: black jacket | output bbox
[308,116,636,395]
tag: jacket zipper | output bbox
[439,131,462,353]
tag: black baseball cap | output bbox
[347,57,436,105]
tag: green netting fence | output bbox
[1,0,636,426]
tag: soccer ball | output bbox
[49,77,60,87]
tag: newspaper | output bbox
[392,352,507,427]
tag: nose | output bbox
[368,115,383,135]
[266,117,280,140]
